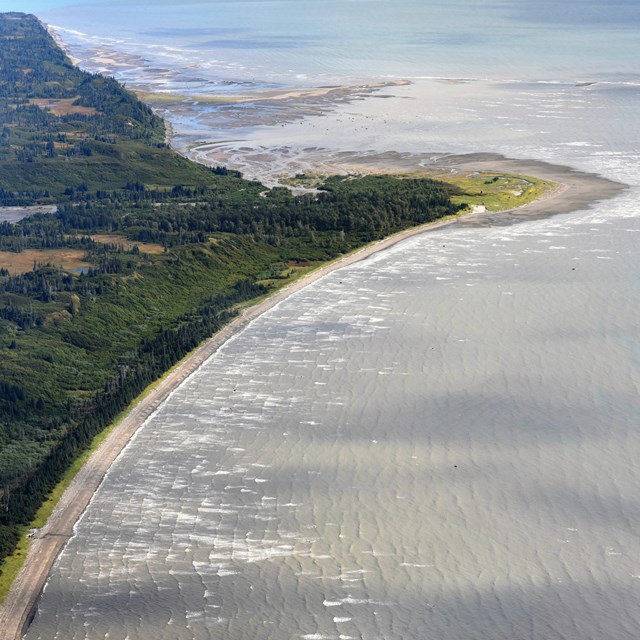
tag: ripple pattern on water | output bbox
[26,193,640,639]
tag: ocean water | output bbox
[26,198,640,640]
[24,0,640,87]
[14,1,640,638]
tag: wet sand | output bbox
[138,80,409,106]
[0,153,624,640]
[141,80,412,166]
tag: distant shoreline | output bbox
[0,151,625,640]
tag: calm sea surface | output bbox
[7,0,640,638]
[17,0,640,86]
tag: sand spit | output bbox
[316,150,627,223]
[189,144,625,217]
[0,155,624,640]
[435,153,625,225]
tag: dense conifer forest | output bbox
[0,12,465,571]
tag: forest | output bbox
[0,12,466,573]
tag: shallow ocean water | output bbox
[8,0,640,638]
[27,0,640,87]
[27,190,640,639]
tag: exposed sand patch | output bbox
[137,79,409,106]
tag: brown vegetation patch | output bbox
[89,234,165,255]
[29,97,97,117]
[0,249,91,275]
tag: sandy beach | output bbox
[0,152,625,640]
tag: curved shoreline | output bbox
[0,157,625,640]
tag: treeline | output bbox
[0,278,266,543]
[0,13,164,137]
[0,13,75,99]
[0,175,462,251]
[0,232,290,567]
[117,177,458,244]
[0,13,236,202]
